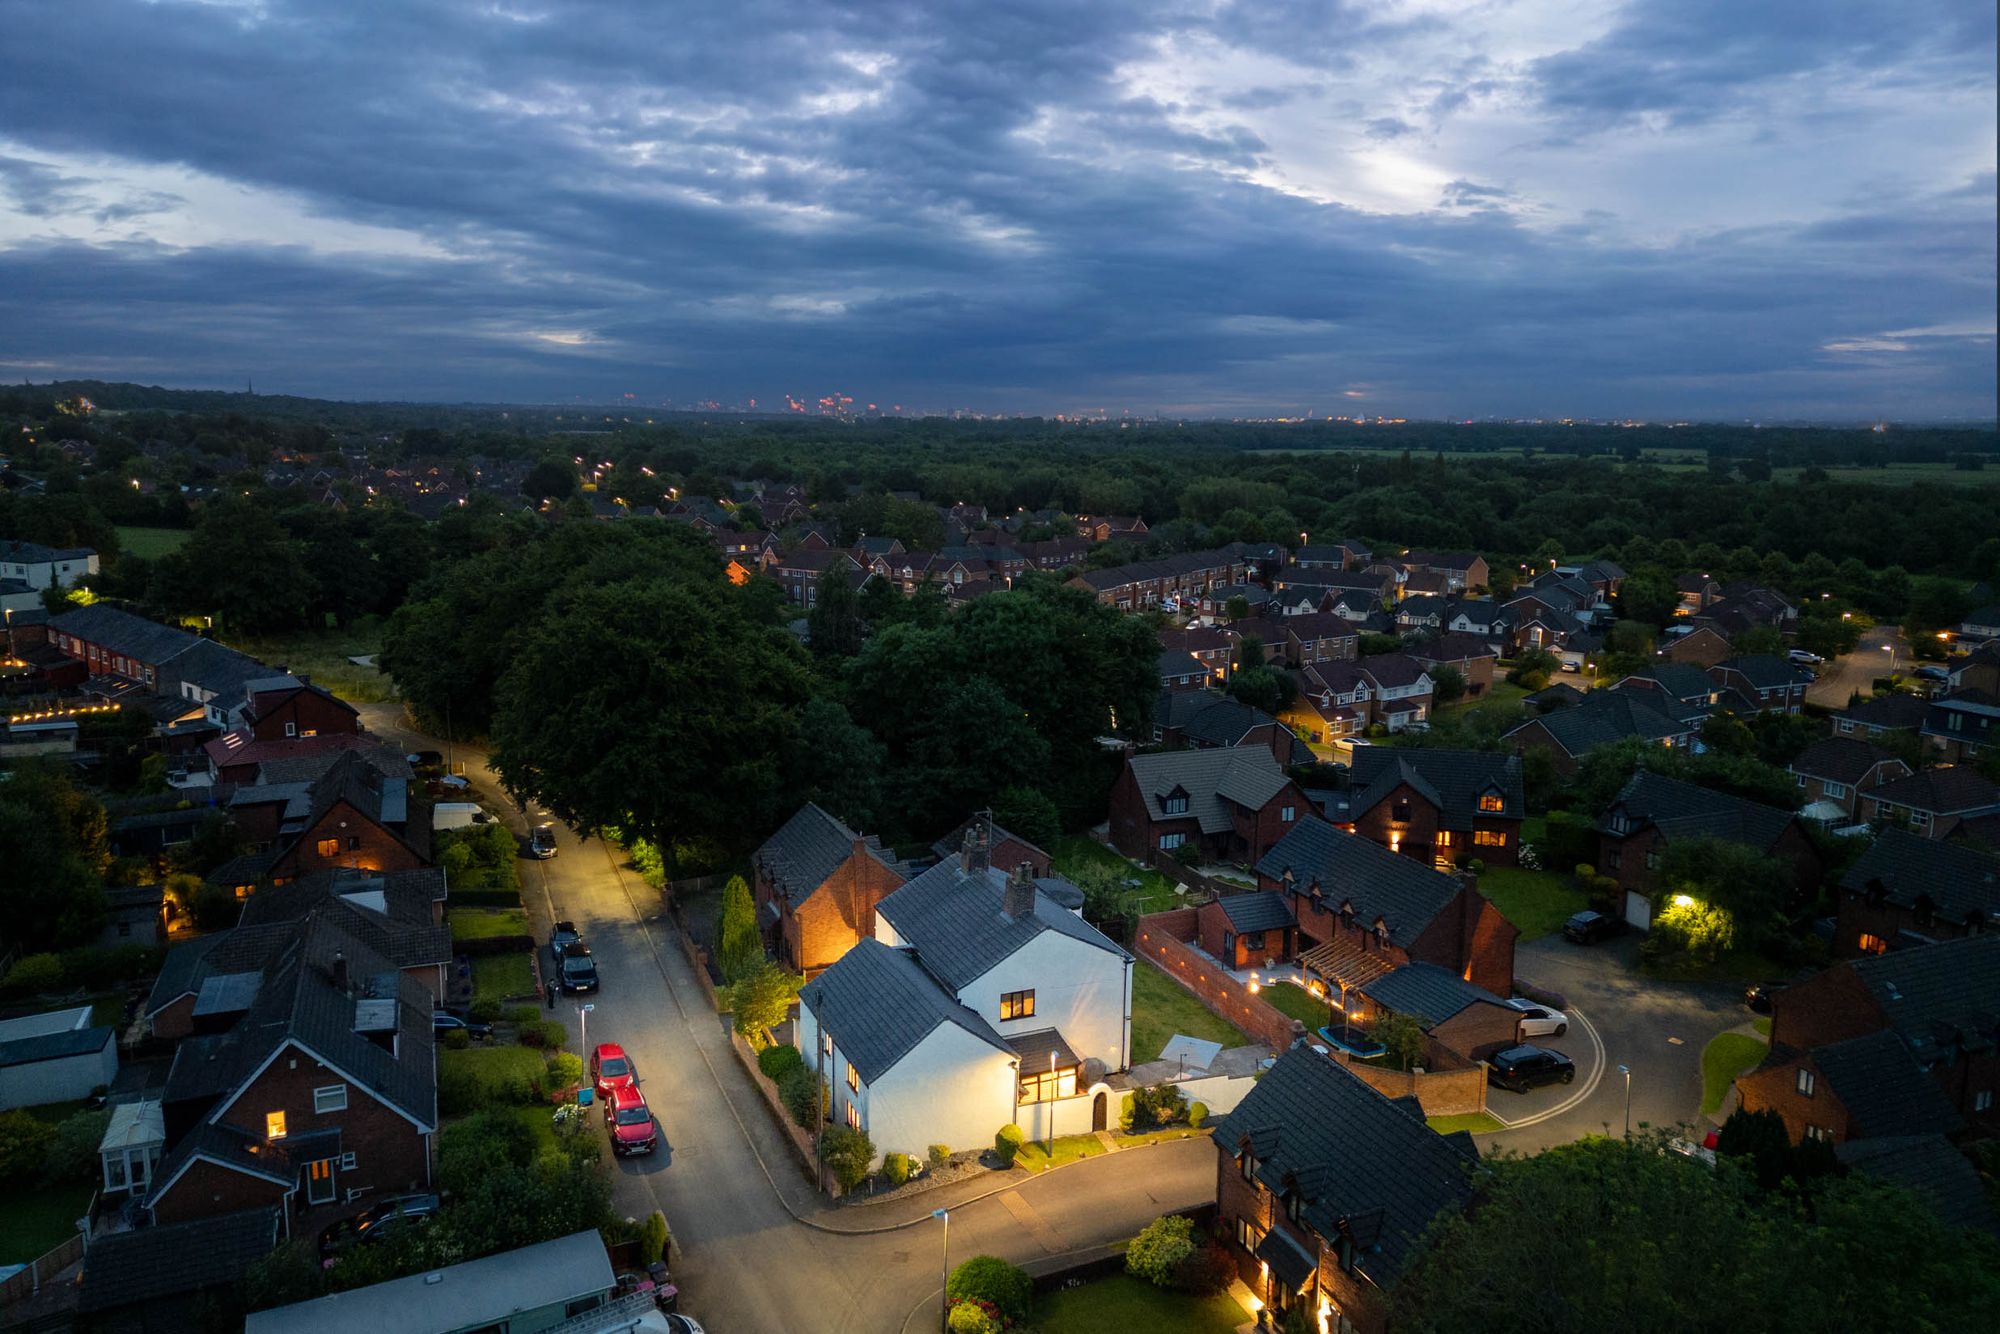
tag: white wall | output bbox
[1016,1082,1113,1142]
[855,1027,1018,1167]
[959,933,1132,1073]
[0,1005,92,1043]
[0,1036,117,1110]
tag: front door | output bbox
[1092,1092,1107,1132]
[306,1158,336,1205]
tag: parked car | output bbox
[605,1084,658,1156]
[1914,664,1951,683]
[1563,910,1625,945]
[1488,1045,1575,1093]
[405,750,444,770]
[1742,980,1798,1014]
[662,1316,706,1334]
[319,1194,441,1262]
[560,944,600,994]
[1506,998,1570,1038]
[530,822,559,859]
[433,1009,493,1040]
[1786,648,1824,666]
[548,921,582,970]
[591,1042,638,1099]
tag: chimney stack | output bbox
[1004,861,1037,918]
[960,820,990,876]
[331,949,348,992]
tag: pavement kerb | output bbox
[1486,1004,1607,1130]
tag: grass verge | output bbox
[1036,1274,1250,1334]
[472,952,535,1003]
[447,907,529,941]
[1426,1112,1507,1135]
[1015,1133,1108,1173]
[1479,866,1588,941]
[1700,1031,1768,1117]
[1130,958,1250,1064]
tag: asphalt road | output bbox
[1807,624,1908,708]
[356,703,1216,1333]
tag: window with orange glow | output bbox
[265,1111,287,1140]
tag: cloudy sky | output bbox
[0,0,1992,419]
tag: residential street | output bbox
[357,704,1216,1333]
[1806,624,1908,708]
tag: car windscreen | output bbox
[600,1058,630,1077]
[615,1107,650,1126]
[563,955,595,976]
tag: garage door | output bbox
[1623,890,1652,932]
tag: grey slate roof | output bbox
[1125,746,1294,835]
[1509,689,1686,757]
[1833,693,1932,731]
[1255,818,1465,948]
[1849,935,2000,1063]
[754,802,901,904]
[1836,1134,2000,1234]
[1155,690,1301,754]
[1790,737,1904,787]
[0,1023,114,1068]
[173,636,272,698]
[1601,770,1797,851]
[876,858,1127,992]
[1215,891,1297,933]
[1346,748,1523,828]
[798,939,1014,1082]
[1362,963,1507,1027]
[237,867,453,972]
[1003,1026,1081,1070]
[1212,1046,1476,1286]
[76,1206,281,1313]
[1866,766,2000,816]
[1715,655,1813,690]
[49,604,202,666]
[1625,662,1718,702]
[1840,828,2000,922]
[1810,1029,1962,1137]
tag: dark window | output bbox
[1391,801,1412,823]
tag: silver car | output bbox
[1506,997,1570,1038]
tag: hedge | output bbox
[448,887,525,909]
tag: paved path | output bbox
[356,704,1214,1332]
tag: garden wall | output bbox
[1135,911,1304,1054]
[727,1030,818,1186]
[1333,1038,1487,1117]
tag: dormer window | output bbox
[1163,791,1189,816]
[1478,792,1504,813]
[1239,1149,1256,1183]
[1285,1191,1304,1223]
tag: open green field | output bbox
[229,619,394,703]
[114,525,190,559]
[1130,958,1250,1063]
[1036,1274,1251,1334]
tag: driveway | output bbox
[354,704,1215,1332]
[1807,624,1907,708]
[1487,934,1748,1153]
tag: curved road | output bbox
[359,705,1213,1332]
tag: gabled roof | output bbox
[237,867,451,972]
[1624,662,1717,702]
[1362,962,1507,1027]
[1211,1046,1475,1286]
[798,939,1014,1082]
[1833,693,1932,731]
[1359,653,1430,690]
[1410,632,1499,665]
[1125,746,1294,834]
[49,604,202,666]
[1836,1134,1999,1234]
[1789,737,1906,787]
[1866,766,2000,815]
[1346,748,1523,827]
[173,637,273,698]
[1507,689,1686,756]
[1849,935,2000,1063]
[1255,818,1465,948]
[76,1206,280,1313]
[754,802,902,904]
[1713,655,1813,690]
[876,858,1126,992]
[1214,891,1297,933]
[1809,1029,1963,1137]
[1600,770,1796,851]
[1074,548,1242,592]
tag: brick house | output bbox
[1291,542,1370,569]
[1070,548,1246,612]
[1788,737,1911,823]
[1409,632,1498,696]
[1252,613,1358,667]
[1197,892,1298,969]
[1256,818,1518,996]
[1736,935,2000,1137]
[201,730,383,786]
[1503,690,1693,775]
[1331,748,1525,870]
[235,675,360,741]
[1707,655,1813,714]
[1862,766,2000,839]
[1212,1047,1475,1334]
[1159,625,1238,683]
[1109,747,1310,864]
[1735,1028,1964,1146]
[751,803,909,976]
[928,816,1051,879]
[1923,693,1999,762]
[1596,771,1820,926]
[1356,962,1525,1061]
[265,751,432,882]
[1661,624,1735,667]
[146,918,436,1229]
[772,549,862,605]
[1833,828,2000,957]
[1398,551,1489,594]
[1153,690,1312,766]
[1831,691,1931,741]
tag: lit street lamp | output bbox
[1618,1063,1631,1139]
[579,1002,595,1056]
[1046,1050,1057,1153]
[933,1208,950,1333]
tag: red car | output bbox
[604,1084,657,1156]
[591,1043,637,1100]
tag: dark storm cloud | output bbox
[0,0,1990,418]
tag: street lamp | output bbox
[933,1208,950,1333]
[1046,1050,1057,1154]
[579,1002,595,1055]
[1617,1064,1631,1139]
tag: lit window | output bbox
[1857,933,1889,956]
[1239,1150,1256,1183]
[1017,1065,1077,1104]
[1478,794,1504,813]
[1000,990,1036,1021]
[265,1111,287,1140]
[845,1102,860,1130]
[313,1085,347,1114]
[1795,1068,1816,1097]
[315,838,340,858]
[1803,1124,1829,1143]
[846,1061,859,1093]
[1236,1216,1262,1250]
[1473,830,1508,848]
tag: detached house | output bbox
[233,675,362,741]
[773,549,863,605]
[1332,748,1526,869]
[1109,747,1310,864]
[751,803,909,976]
[1503,690,1693,775]
[1707,655,1813,714]
[1924,692,1999,762]
[264,751,432,881]
[1409,632,1498,696]
[1154,690,1311,765]
[1735,1028,1963,1147]
[1213,1046,1476,1334]
[796,830,1131,1163]
[1862,767,2000,840]
[1832,692,1931,742]
[1596,771,1820,928]
[1834,828,2000,957]
[1788,737,1911,823]
[0,537,98,589]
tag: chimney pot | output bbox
[1004,861,1036,918]
[960,820,990,876]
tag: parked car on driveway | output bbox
[1563,910,1625,945]
[1488,1045,1575,1093]
[560,944,600,994]
[1506,998,1570,1038]
[319,1193,440,1263]
[1786,648,1823,666]
[605,1084,658,1156]
[592,1043,638,1099]
[548,921,581,970]
[530,822,559,858]
[433,1009,493,1040]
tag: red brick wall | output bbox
[1829,892,1973,958]
[1664,629,1731,667]
[1109,764,1203,859]
[1135,913,1301,1052]
[1334,1041,1488,1116]
[1231,784,1311,866]
[1195,900,1295,968]
[1405,886,1518,998]
[149,1159,290,1226]
[1430,1002,1523,1062]
[1735,1055,1853,1143]
[270,800,426,880]
[1350,783,1443,861]
[790,851,907,975]
[1507,719,1579,776]
[151,994,196,1041]
[1767,968,1881,1053]
[249,690,359,741]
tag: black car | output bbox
[405,750,444,770]
[318,1193,441,1261]
[433,1009,493,1040]
[1488,1045,1575,1093]
[1563,910,1625,945]
[547,921,582,971]
[560,944,600,994]
[1742,982,1787,1014]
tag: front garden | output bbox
[1130,957,1250,1063]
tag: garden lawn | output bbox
[1426,1112,1506,1135]
[0,1179,94,1264]
[1036,1274,1250,1334]
[114,526,189,560]
[472,952,535,1003]
[1015,1133,1107,1173]
[441,1045,550,1105]
[1130,959,1250,1064]
[1479,866,1587,941]
[1700,1031,1769,1117]
[1049,836,1181,914]
[1261,980,1332,1029]
[447,907,529,941]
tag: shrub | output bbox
[437,1065,482,1118]
[946,1300,1001,1334]
[1172,842,1202,868]
[467,998,503,1024]
[442,1028,471,1051]
[779,1068,825,1131]
[732,962,803,1045]
[821,1124,875,1193]
[0,1111,55,1182]
[1124,1084,1189,1132]
[1187,1101,1208,1130]
[1373,1012,1429,1072]
[516,1019,566,1050]
[946,1254,1033,1322]
[716,875,763,984]
[992,1123,1025,1165]
[1126,1214,1197,1287]
[1,953,64,996]
[502,1005,540,1025]
[928,1143,951,1169]
[883,1152,913,1186]
[40,1109,110,1184]
[639,1210,670,1266]
[758,1044,806,1084]
[1175,1240,1236,1295]
[546,1051,584,1088]
[437,1108,538,1195]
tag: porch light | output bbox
[1672,894,1695,908]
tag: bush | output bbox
[516,1019,565,1050]
[732,962,803,1046]
[0,1111,55,1182]
[779,1067,825,1131]
[716,876,763,985]
[639,1210,670,1266]
[546,1051,584,1089]
[1172,842,1202,868]
[1118,1092,1136,1133]
[883,1152,913,1187]
[1124,1083,1189,1132]
[992,1123,1025,1165]
[437,1065,482,1117]
[502,1005,540,1025]
[1,953,64,996]
[437,1108,538,1195]
[442,1028,471,1051]
[1126,1214,1197,1287]
[40,1109,110,1185]
[821,1124,875,1193]
[758,1044,806,1084]
[928,1143,951,1169]
[1175,1240,1236,1295]
[467,998,503,1024]
[946,1300,1002,1334]
[1187,1101,1208,1130]
[946,1254,1034,1323]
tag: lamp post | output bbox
[933,1208,950,1332]
[580,1002,595,1056]
[1046,1050,1057,1154]
[1882,642,1896,674]
[1617,1063,1631,1139]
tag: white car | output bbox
[1786,648,1824,666]
[1507,998,1570,1038]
